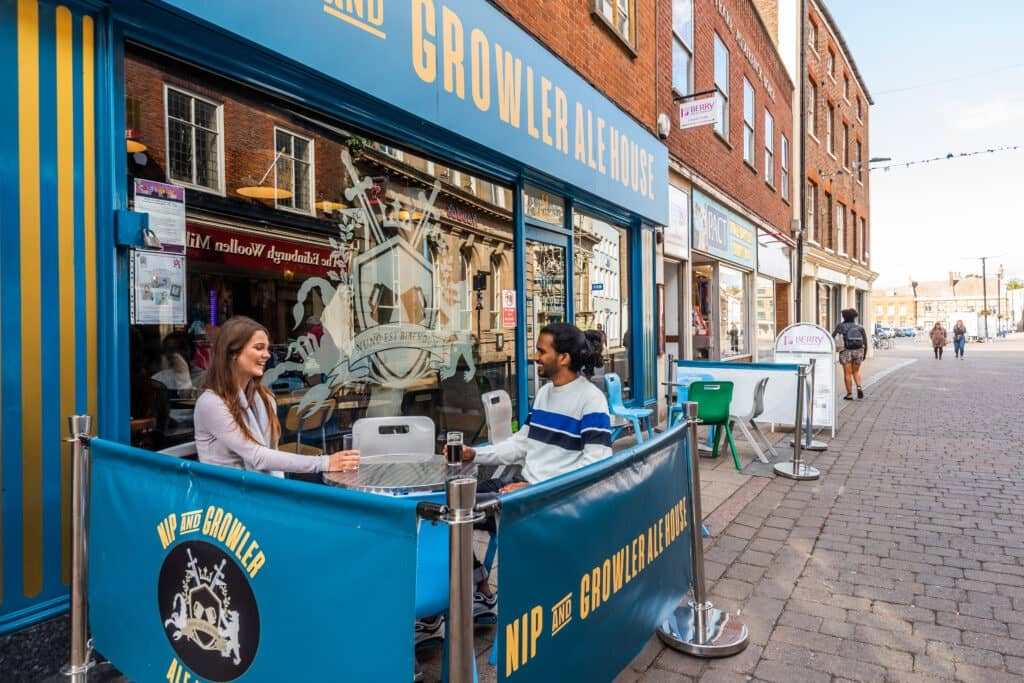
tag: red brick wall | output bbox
[805,4,871,267]
[492,0,659,139]
[125,48,347,204]
[661,0,795,234]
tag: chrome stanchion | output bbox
[789,358,827,451]
[62,415,95,681]
[658,403,749,657]
[776,365,820,480]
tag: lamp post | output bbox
[965,255,1003,339]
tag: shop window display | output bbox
[719,265,747,358]
[126,47,515,451]
[573,211,630,394]
[756,277,776,361]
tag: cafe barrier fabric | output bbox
[87,439,419,683]
[497,426,693,681]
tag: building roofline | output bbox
[811,0,874,105]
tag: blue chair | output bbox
[604,373,653,443]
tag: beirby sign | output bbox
[678,96,718,130]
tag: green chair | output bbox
[688,380,741,471]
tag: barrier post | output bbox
[657,403,749,657]
[789,358,827,451]
[445,477,483,683]
[62,415,95,681]
[775,365,820,480]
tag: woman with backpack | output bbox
[930,322,948,360]
[833,308,867,401]
[952,320,967,359]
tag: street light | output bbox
[963,254,1005,339]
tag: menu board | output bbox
[131,249,186,325]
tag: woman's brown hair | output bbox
[202,315,281,446]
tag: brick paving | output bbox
[622,338,1024,682]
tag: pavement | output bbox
[13,335,1024,682]
[618,334,1024,682]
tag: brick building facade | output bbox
[799,0,876,331]
[662,0,796,364]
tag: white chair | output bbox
[730,376,777,464]
[352,416,435,458]
[480,390,514,445]
[158,441,198,459]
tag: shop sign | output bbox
[691,190,755,269]
[757,229,791,282]
[817,266,847,285]
[445,203,478,227]
[591,283,604,291]
[159,0,669,225]
[852,278,869,290]
[502,289,517,327]
[678,96,718,130]
[774,323,836,431]
[664,185,689,259]
[131,250,186,325]
[186,224,342,277]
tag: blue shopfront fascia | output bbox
[97,0,662,440]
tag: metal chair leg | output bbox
[750,421,778,458]
[733,419,769,464]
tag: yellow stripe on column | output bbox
[18,0,43,598]
[57,4,76,588]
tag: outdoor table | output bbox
[323,453,477,495]
[662,380,715,453]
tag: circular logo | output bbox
[158,540,260,681]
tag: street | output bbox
[621,336,1024,682]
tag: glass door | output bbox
[525,234,568,403]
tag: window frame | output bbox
[826,102,835,157]
[827,48,836,79]
[591,0,638,52]
[836,201,846,255]
[743,78,756,166]
[163,83,225,195]
[671,0,694,96]
[806,180,817,243]
[764,109,774,186]
[780,134,789,200]
[273,126,315,215]
[807,78,818,139]
[842,121,849,168]
[713,33,730,141]
[824,191,833,251]
[808,21,818,55]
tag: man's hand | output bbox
[499,481,530,494]
[445,444,476,462]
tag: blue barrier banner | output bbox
[87,439,419,682]
[497,427,693,681]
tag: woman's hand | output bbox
[499,481,530,494]
[445,444,477,462]
[327,450,360,472]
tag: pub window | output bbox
[714,34,730,139]
[165,85,223,193]
[274,128,314,214]
[592,0,637,50]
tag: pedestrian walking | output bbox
[929,321,948,359]
[833,308,867,400]
[953,319,967,359]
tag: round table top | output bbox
[322,453,477,495]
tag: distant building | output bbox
[873,278,1010,333]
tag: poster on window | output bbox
[131,249,186,325]
[133,179,186,252]
[502,289,517,327]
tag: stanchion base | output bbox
[60,660,95,681]
[788,438,827,451]
[774,462,820,480]
[657,604,749,658]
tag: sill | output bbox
[275,203,315,217]
[590,9,639,57]
[169,176,225,197]
[745,159,758,174]
[827,151,837,161]
[808,133,820,145]
[714,131,733,150]
[765,179,776,192]
[824,247,835,254]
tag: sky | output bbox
[825,0,1024,287]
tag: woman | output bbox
[832,308,867,400]
[953,319,967,359]
[194,316,359,476]
[929,322,948,360]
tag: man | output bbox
[453,322,613,617]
